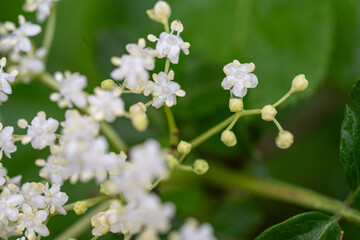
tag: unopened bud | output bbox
[166,155,179,169]
[101,79,116,90]
[192,159,209,175]
[291,74,308,93]
[261,105,277,121]
[147,1,171,24]
[131,113,148,132]
[229,99,243,112]
[221,130,237,147]
[276,130,294,149]
[177,141,192,155]
[73,201,88,215]
[17,119,28,129]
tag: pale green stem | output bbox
[204,164,360,226]
[273,118,283,132]
[124,234,132,240]
[164,58,170,73]
[43,5,57,63]
[100,122,128,151]
[163,21,170,33]
[226,112,241,131]
[145,100,153,107]
[91,237,99,240]
[54,202,109,240]
[176,164,193,172]
[190,114,236,149]
[164,106,179,146]
[272,90,292,108]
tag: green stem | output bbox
[54,202,109,240]
[190,114,236,149]
[273,90,292,108]
[204,164,360,226]
[39,72,60,91]
[164,58,170,73]
[164,106,179,146]
[100,122,128,151]
[43,5,57,63]
[226,112,241,131]
[273,118,283,132]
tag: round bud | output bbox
[276,130,294,149]
[229,98,244,112]
[131,113,148,132]
[177,141,192,155]
[17,119,28,129]
[100,180,118,196]
[73,201,88,215]
[101,79,116,90]
[192,159,209,175]
[291,74,309,93]
[221,130,237,147]
[154,1,171,21]
[261,105,277,121]
[166,155,179,169]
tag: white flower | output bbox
[39,154,69,185]
[179,219,217,240]
[0,57,18,101]
[18,48,46,79]
[221,60,258,98]
[23,0,58,23]
[1,15,41,53]
[0,92,8,105]
[149,20,190,64]
[0,188,24,223]
[145,71,185,108]
[88,87,125,122]
[111,38,155,93]
[0,124,17,159]
[18,204,49,239]
[25,111,59,150]
[50,71,88,108]
[0,165,7,186]
[41,183,68,215]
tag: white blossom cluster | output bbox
[0,165,68,240]
[91,140,175,237]
[0,1,221,239]
[39,110,121,184]
[170,218,217,240]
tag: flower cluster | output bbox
[0,165,68,240]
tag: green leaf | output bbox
[340,80,360,191]
[256,211,341,240]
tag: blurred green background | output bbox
[1,0,360,239]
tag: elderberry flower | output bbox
[50,71,88,108]
[23,0,58,23]
[16,48,46,82]
[145,71,186,108]
[88,87,125,122]
[110,38,155,93]
[18,204,49,239]
[24,111,59,150]
[177,218,217,240]
[0,164,7,186]
[0,124,17,159]
[41,183,68,215]
[0,15,41,53]
[221,60,258,98]
[0,57,18,103]
[148,20,190,64]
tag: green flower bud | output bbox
[101,79,116,90]
[221,130,237,147]
[177,141,192,155]
[73,201,88,215]
[261,105,277,121]
[276,130,294,149]
[192,159,209,175]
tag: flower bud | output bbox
[166,155,179,169]
[177,141,192,155]
[100,180,119,196]
[221,130,237,147]
[192,159,209,175]
[229,98,243,112]
[291,74,309,93]
[101,79,116,90]
[73,201,88,215]
[276,130,294,149]
[147,1,171,24]
[131,113,148,132]
[261,105,277,121]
